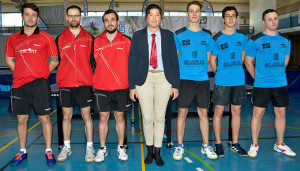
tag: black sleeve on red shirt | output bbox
[55,34,62,63]
[90,35,96,74]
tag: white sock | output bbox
[202,144,208,147]
[45,148,52,152]
[118,145,124,148]
[64,140,71,148]
[20,148,26,153]
[86,142,93,148]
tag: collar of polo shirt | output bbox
[20,26,40,35]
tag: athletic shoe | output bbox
[201,145,218,159]
[248,144,259,158]
[173,146,184,160]
[95,147,108,162]
[57,146,72,161]
[273,143,296,157]
[117,146,128,161]
[45,151,56,166]
[10,152,28,166]
[85,147,95,162]
[231,143,248,156]
[214,144,224,157]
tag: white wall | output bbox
[250,0,276,34]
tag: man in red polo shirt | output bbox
[55,5,95,162]
[93,9,131,162]
[5,3,58,166]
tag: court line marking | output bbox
[0,114,15,123]
[184,157,193,163]
[287,107,300,113]
[0,109,57,153]
[184,149,214,171]
[196,167,204,171]
[138,104,145,171]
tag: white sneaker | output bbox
[201,145,218,159]
[85,147,95,162]
[57,146,72,161]
[173,147,184,160]
[248,144,259,158]
[273,143,296,157]
[95,147,108,162]
[117,146,128,161]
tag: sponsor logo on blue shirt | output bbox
[281,44,286,48]
[182,40,190,46]
[262,43,271,49]
[192,51,198,58]
[273,53,279,60]
[220,43,228,49]
[236,41,242,46]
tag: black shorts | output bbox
[252,86,289,108]
[59,86,93,108]
[9,78,52,116]
[177,79,210,108]
[93,89,132,112]
[212,85,247,106]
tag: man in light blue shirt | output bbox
[210,6,248,157]
[173,1,217,160]
[245,9,296,158]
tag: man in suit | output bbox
[128,4,179,166]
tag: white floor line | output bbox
[184,157,193,163]
[196,167,204,171]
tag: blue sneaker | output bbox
[231,143,248,156]
[215,144,225,157]
[10,152,28,166]
[45,151,56,166]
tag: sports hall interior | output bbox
[0,0,299,170]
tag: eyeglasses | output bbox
[67,15,81,18]
[224,15,237,18]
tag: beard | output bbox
[69,21,80,28]
[24,21,37,28]
[106,28,117,34]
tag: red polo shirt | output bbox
[93,30,131,91]
[56,26,94,88]
[5,27,58,88]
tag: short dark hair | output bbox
[186,1,202,12]
[21,3,39,17]
[102,9,119,22]
[262,9,278,20]
[222,6,238,18]
[145,4,163,20]
[66,5,82,15]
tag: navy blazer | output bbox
[128,27,180,89]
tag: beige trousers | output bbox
[136,72,172,147]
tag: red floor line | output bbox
[0,114,15,123]
[287,107,300,113]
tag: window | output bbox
[2,13,23,27]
